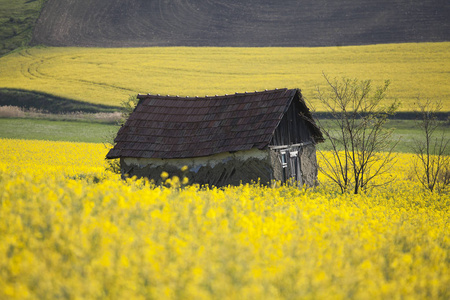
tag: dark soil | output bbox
[31,0,450,47]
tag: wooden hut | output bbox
[106,88,323,187]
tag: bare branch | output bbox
[315,74,399,194]
[412,98,449,193]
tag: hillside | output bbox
[1,44,449,112]
[31,0,450,47]
[0,0,46,56]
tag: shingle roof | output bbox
[107,89,312,159]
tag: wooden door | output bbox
[280,149,303,186]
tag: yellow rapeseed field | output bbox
[0,138,449,299]
[0,43,449,111]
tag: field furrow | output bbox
[0,44,449,111]
[30,0,450,47]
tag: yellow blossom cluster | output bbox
[0,138,109,177]
[0,138,449,299]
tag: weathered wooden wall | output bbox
[271,94,314,146]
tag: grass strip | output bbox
[0,118,118,144]
[1,118,448,154]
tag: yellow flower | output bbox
[0,138,448,299]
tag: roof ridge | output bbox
[137,88,291,99]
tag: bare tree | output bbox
[120,94,140,124]
[412,99,450,193]
[313,74,399,194]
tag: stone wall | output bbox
[300,144,319,187]
[268,143,319,187]
[269,149,283,184]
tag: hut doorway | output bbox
[279,148,303,186]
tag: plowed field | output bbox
[31,0,450,47]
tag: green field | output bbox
[2,117,448,155]
[0,43,449,112]
[0,118,118,143]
